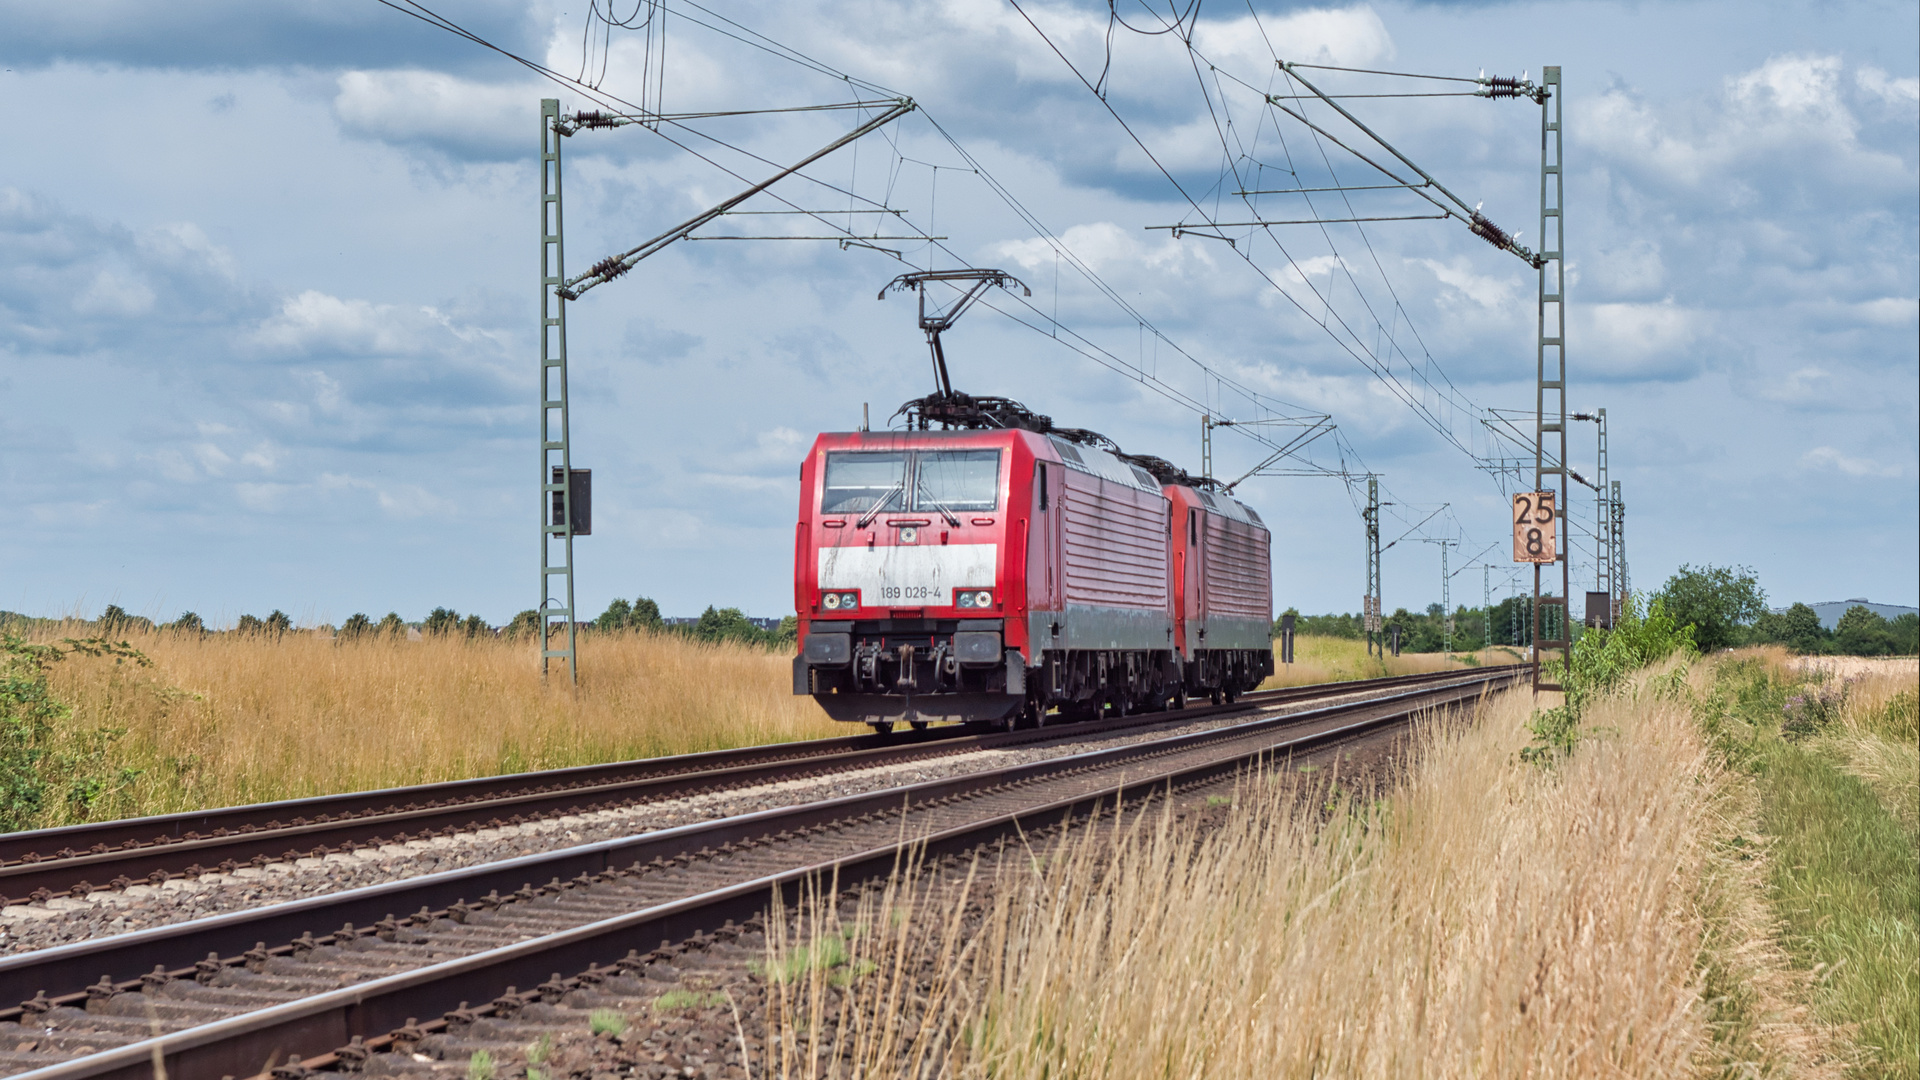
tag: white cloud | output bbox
[1768,366,1831,401]
[1802,446,1904,478]
[756,425,809,459]
[1200,7,1392,68]
[996,221,1216,278]
[235,481,289,511]
[1417,257,1516,310]
[140,222,236,280]
[1583,53,1911,192]
[247,290,496,359]
[376,484,459,519]
[1578,299,1705,381]
[695,472,790,494]
[332,70,539,159]
[251,291,422,355]
[193,442,234,475]
[239,442,280,471]
[990,221,1261,323]
[72,268,156,317]
[1586,238,1667,298]
[1849,297,1918,326]
[1730,55,1850,124]
[1855,66,1919,107]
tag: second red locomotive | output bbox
[792,396,1273,731]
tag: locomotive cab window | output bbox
[916,450,1000,512]
[823,449,1000,514]
[822,452,908,514]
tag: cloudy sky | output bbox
[3,0,1914,627]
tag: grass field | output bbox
[15,625,839,828]
[8,626,1456,829]
[767,654,1850,1078]
[761,646,1920,1077]
[1700,649,1919,1077]
[1257,633,1489,687]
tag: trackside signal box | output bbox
[1585,590,1611,629]
[550,467,591,536]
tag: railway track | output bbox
[0,666,1520,1080]
[0,667,1515,904]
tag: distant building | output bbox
[1772,598,1920,631]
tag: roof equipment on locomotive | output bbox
[793,270,1274,733]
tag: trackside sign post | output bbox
[1513,490,1556,564]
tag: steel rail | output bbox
[1,671,1511,1020]
[0,667,1516,901]
[3,668,1518,1080]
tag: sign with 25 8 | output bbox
[1512,490,1557,563]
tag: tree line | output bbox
[1275,564,1917,657]
[2,601,799,650]
[571,596,798,648]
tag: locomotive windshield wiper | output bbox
[856,482,906,529]
[915,479,963,528]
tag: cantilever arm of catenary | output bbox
[557,99,916,300]
[1276,63,1543,268]
[1223,418,1336,492]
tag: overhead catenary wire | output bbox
[1023,0,1573,571]
[1280,61,1484,83]
[643,3,1475,558]
[1004,0,1495,473]
[379,0,1550,623]
[395,0,1530,584]
[372,0,1337,476]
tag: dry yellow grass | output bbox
[29,625,840,825]
[21,628,1485,827]
[1756,649,1920,833]
[768,661,1834,1078]
[1826,659,1920,833]
[1259,633,1484,688]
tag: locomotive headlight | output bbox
[975,590,994,607]
[841,592,860,609]
[956,590,974,608]
[957,589,992,608]
[822,592,841,610]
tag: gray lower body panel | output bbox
[1192,615,1273,653]
[1028,605,1173,654]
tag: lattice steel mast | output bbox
[1364,475,1382,655]
[1594,407,1608,613]
[532,97,916,680]
[1611,479,1628,613]
[539,99,578,683]
[1532,67,1570,693]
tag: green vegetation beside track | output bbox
[1702,652,1919,1078]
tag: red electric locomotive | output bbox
[791,270,1273,732]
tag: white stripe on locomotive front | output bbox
[817,544,999,601]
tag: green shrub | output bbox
[1653,564,1763,653]
[1,635,150,830]
[1522,593,1693,764]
